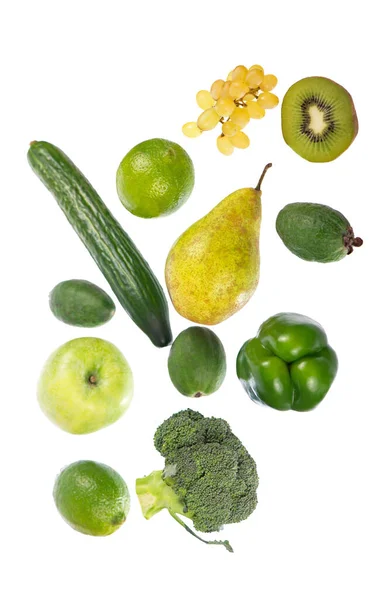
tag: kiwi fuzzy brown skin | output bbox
[276,202,363,263]
[281,76,358,162]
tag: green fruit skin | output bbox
[281,76,358,163]
[54,461,130,536]
[165,186,262,325]
[27,141,172,348]
[168,327,226,397]
[38,337,133,434]
[276,203,352,263]
[49,279,116,327]
[236,313,338,411]
[116,138,195,218]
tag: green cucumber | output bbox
[28,141,172,347]
[276,202,363,263]
[49,279,115,327]
[168,327,226,397]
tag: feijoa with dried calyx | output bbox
[281,76,358,162]
[276,202,363,263]
[168,326,226,397]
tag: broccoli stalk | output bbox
[136,470,233,552]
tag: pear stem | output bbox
[255,163,272,191]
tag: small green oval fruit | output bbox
[276,202,363,263]
[54,460,130,536]
[168,327,226,397]
[49,279,115,327]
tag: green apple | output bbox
[37,337,133,434]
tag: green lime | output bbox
[53,460,130,536]
[116,138,195,218]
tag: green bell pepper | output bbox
[236,313,338,411]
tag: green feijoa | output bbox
[276,202,363,263]
[168,327,226,397]
[49,279,115,327]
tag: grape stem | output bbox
[256,163,272,191]
[235,87,259,107]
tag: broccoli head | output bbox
[136,409,258,552]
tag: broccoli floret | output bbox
[136,409,258,552]
[153,409,206,455]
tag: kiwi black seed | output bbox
[281,76,358,162]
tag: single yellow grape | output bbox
[222,120,239,137]
[246,101,266,119]
[232,65,248,82]
[249,64,264,74]
[217,135,234,156]
[220,80,232,98]
[230,131,250,149]
[229,81,249,99]
[230,106,250,129]
[259,74,278,92]
[246,68,264,88]
[182,122,203,137]
[215,96,235,117]
[196,90,215,110]
[210,79,225,100]
[257,92,279,109]
[243,92,256,101]
[197,108,221,130]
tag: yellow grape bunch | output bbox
[182,65,279,155]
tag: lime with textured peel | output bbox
[116,138,195,218]
[53,461,130,536]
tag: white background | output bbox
[1,1,383,598]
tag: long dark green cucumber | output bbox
[28,141,172,347]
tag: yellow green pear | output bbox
[165,164,271,325]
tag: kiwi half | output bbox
[281,77,358,162]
